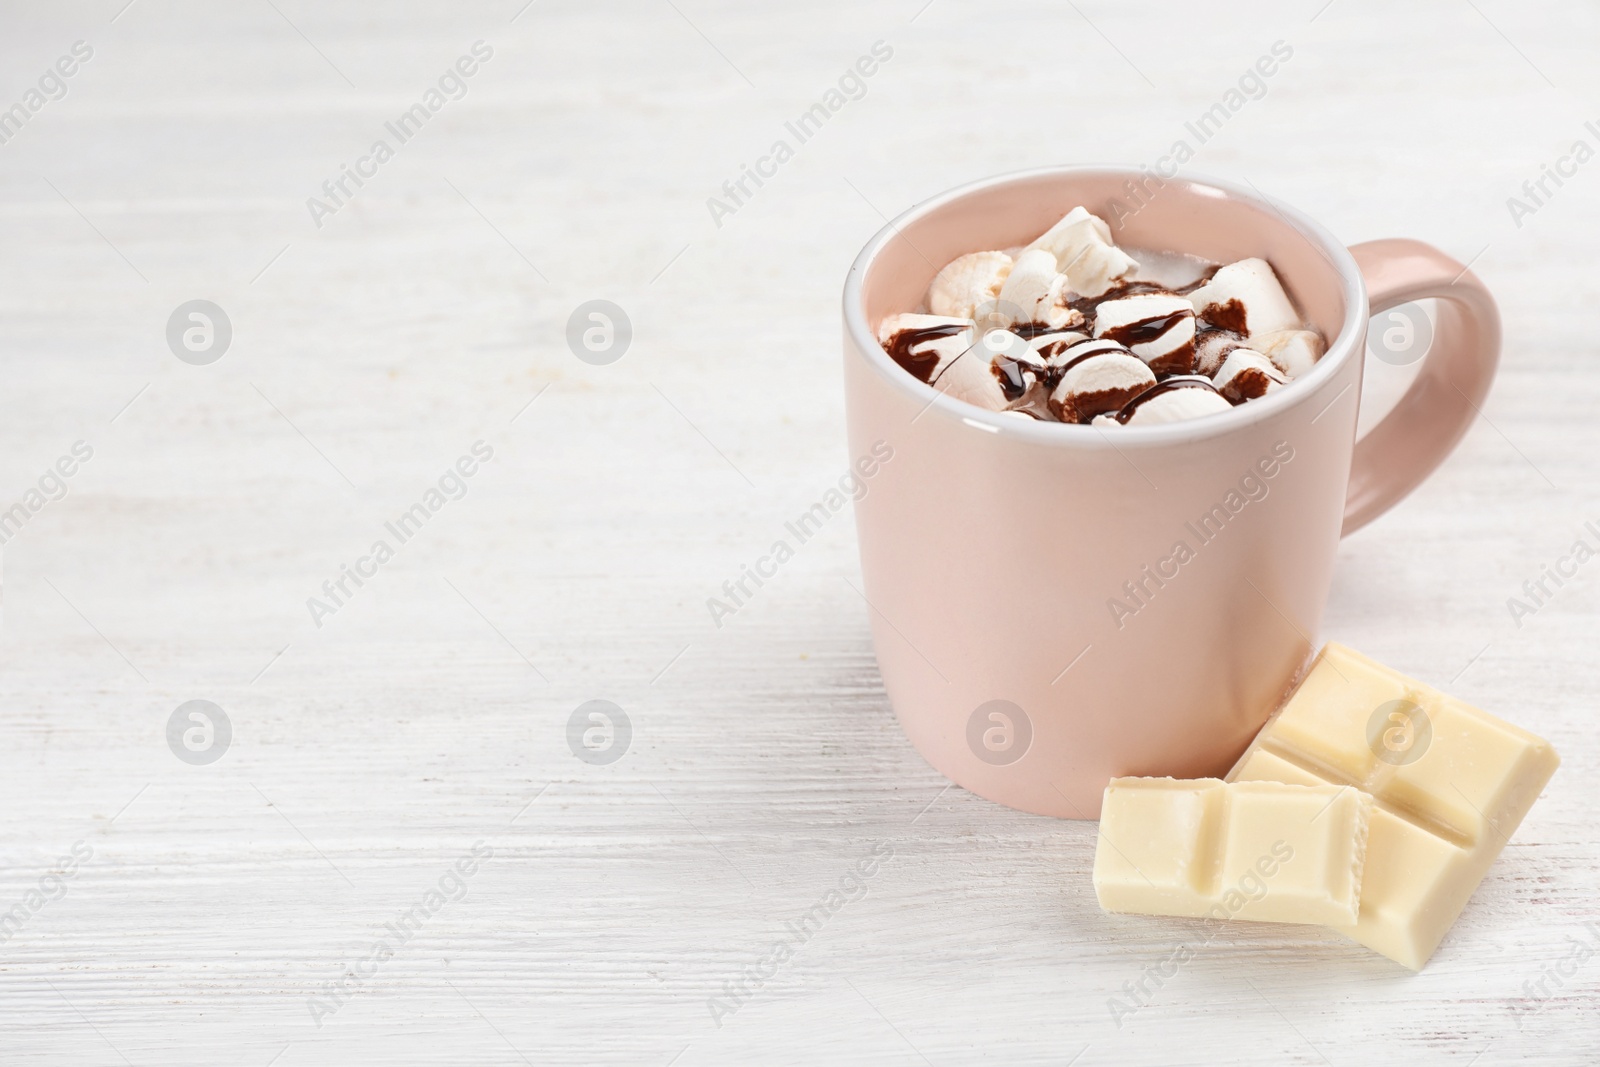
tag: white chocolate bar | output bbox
[1094,777,1370,925]
[1228,643,1560,969]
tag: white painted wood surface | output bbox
[0,1,1596,1063]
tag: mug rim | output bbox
[842,166,1368,449]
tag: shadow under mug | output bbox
[841,167,1499,819]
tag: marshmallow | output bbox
[1188,258,1301,339]
[1119,381,1234,426]
[1213,348,1287,403]
[1254,328,1325,378]
[1068,243,1142,300]
[995,249,1084,331]
[932,349,1008,411]
[1093,292,1197,375]
[972,327,1042,369]
[928,251,1012,320]
[1030,205,1113,252]
[1193,328,1248,376]
[977,328,1046,401]
[1048,336,1128,366]
[1027,330,1090,362]
[1026,331,1091,387]
[933,330,1035,411]
[1049,347,1158,424]
[877,313,975,383]
[1026,207,1138,298]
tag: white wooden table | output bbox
[1,1,1596,1063]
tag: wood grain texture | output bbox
[0,0,1597,1063]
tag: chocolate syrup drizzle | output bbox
[1101,309,1192,349]
[1112,376,1223,424]
[1067,279,1172,319]
[1009,321,1066,340]
[1050,340,1127,381]
[883,322,970,383]
[992,357,1031,400]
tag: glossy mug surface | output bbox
[842,168,1500,818]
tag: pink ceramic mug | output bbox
[842,167,1499,819]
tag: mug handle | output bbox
[1340,239,1502,536]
